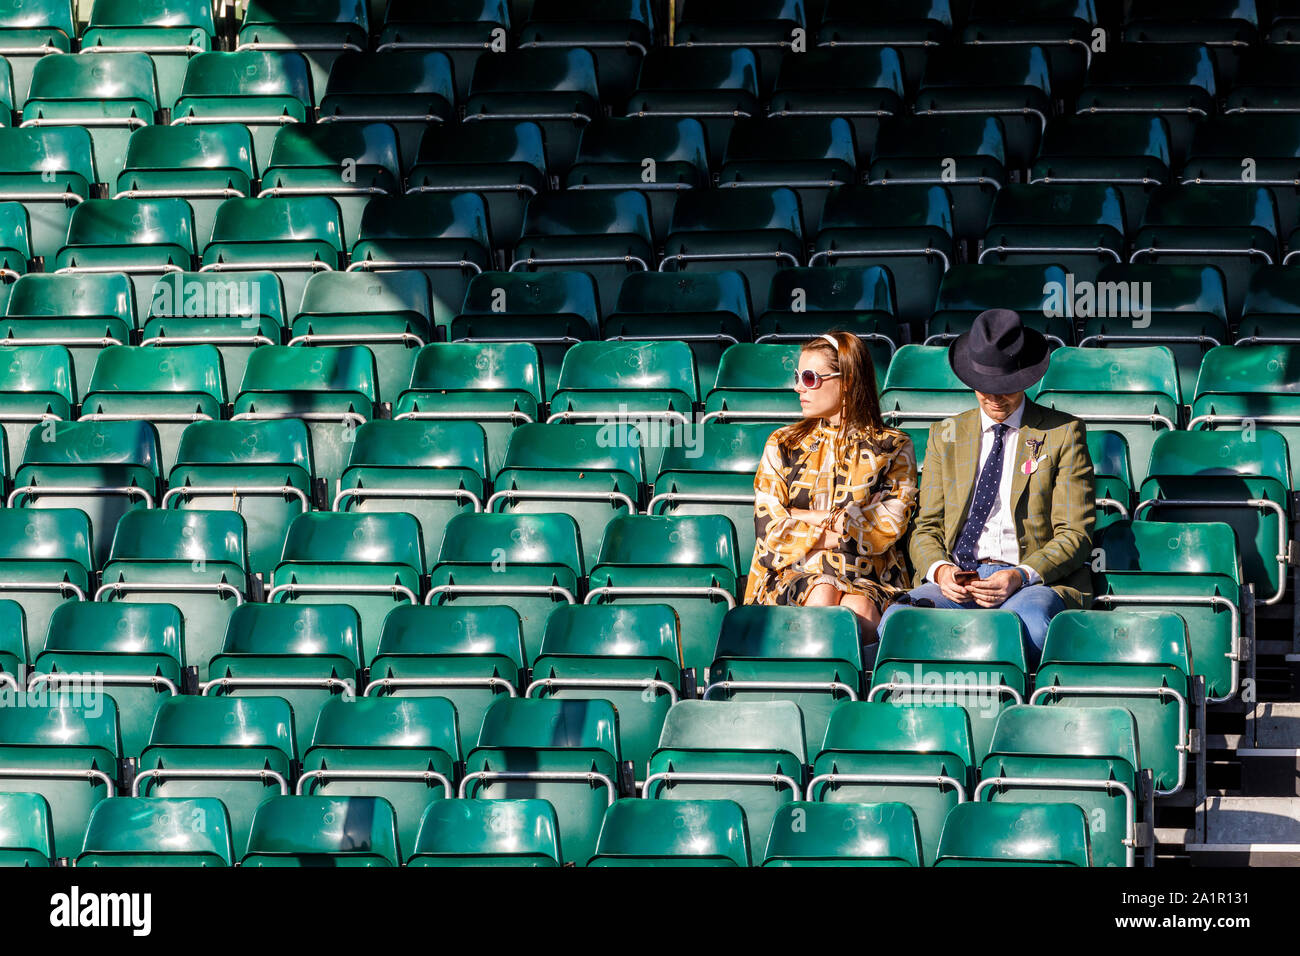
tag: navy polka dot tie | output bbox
[953,423,1009,572]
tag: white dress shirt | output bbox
[926,401,1042,585]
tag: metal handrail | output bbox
[8,485,153,508]
[296,767,453,799]
[526,676,678,704]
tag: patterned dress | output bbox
[744,420,919,609]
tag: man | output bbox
[879,308,1095,664]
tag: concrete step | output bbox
[1191,796,1300,865]
[1248,702,1300,747]
[1239,704,1300,794]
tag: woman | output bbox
[743,331,919,639]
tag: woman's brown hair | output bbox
[777,330,885,453]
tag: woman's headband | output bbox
[820,333,840,350]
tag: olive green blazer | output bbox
[909,399,1096,608]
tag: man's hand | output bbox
[935,563,972,603]
[966,568,1023,608]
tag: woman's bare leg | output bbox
[803,582,841,606]
[837,592,882,642]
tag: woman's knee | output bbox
[803,582,840,606]
[839,593,882,625]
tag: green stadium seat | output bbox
[23,51,159,184]
[1138,429,1292,606]
[205,603,362,757]
[816,0,951,91]
[1191,344,1300,477]
[452,270,600,399]
[395,342,543,477]
[269,512,425,650]
[707,605,862,750]
[407,798,561,867]
[1035,345,1181,487]
[962,0,1098,98]
[428,512,583,663]
[173,51,314,168]
[0,791,54,866]
[0,343,73,472]
[462,697,623,866]
[1226,43,1300,116]
[236,0,369,110]
[978,704,1144,867]
[406,120,546,253]
[76,796,232,867]
[292,270,433,403]
[0,509,91,655]
[135,695,294,858]
[11,419,162,567]
[0,200,31,284]
[980,184,1126,286]
[529,603,682,778]
[298,696,459,860]
[366,604,525,744]
[0,0,73,104]
[465,48,599,170]
[0,127,98,260]
[1239,265,1300,345]
[661,185,803,315]
[377,0,511,98]
[703,343,801,424]
[589,797,750,867]
[241,795,399,867]
[927,264,1075,349]
[1088,429,1135,531]
[879,344,977,434]
[762,801,923,867]
[98,509,250,684]
[587,512,740,684]
[165,419,314,578]
[675,0,803,97]
[0,600,26,694]
[873,607,1029,758]
[1036,609,1197,798]
[81,0,216,107]
[1123,0,1256,86]
[232,343,376,490]
[520,0,654,106]
[0,692,121,860]
[30,601,183,759]
[1184,116,1300,240]
[934,801,1092,866]
[80,344,226,473]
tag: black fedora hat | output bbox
[948,308,1050,394]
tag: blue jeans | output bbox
[878,561,1065,668]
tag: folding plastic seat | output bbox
[627,47,762,170]
[491,422,642,570]
[135,695,294,858]
[0,0,73,105]
[29,601,183,759]
[465,48,600,171]
[678,0,805,91]
[366,604,525,744]
[961,0,1099,99]
[1239,265,1300,345]
[23,52,159,185]
[520,0,654,107]
[586,513,740,685]
[205,603,362,757]
[11,419,161,567]
[0,600,26,693]
[377,0,511,102]
[335,420,487,569]
[269,512,425,652]
[927,264,1075,350]
[395,342,543,477]
[0,792,54,866]
[1225,45,1300,116]
[408,798,561,866]
[1138,429,1292,607]
[319,51,456,171]
[97,509,250,684]
[462,697,624,866]
[297,696,459,860]
[1076,42,1217,165]
[236,0,368,109]
[201,196,345,314]
[979,184,1125,286]
[978,704,1144,867]
[1182,116,1300,241]
[815,0,952,92]
[873,607,1029,758]
[0,201,31,287]
[79,344,225,473]
[762,801,922,867]
[242,795,399,867]
[1190,344,1300,477]
[232,344,376,489]
[0,509,91,657]
[878,344,976,434]
[566,116,710,241]
[769,48,905,162]
[406,121,546,253]
[165,419,314,578]
[1087,429,1135,531]
[1030,115,1171,234]
[0,692,121,859]
[589,798,750,867]
[173,51,314,172]
[0,343,72,472]
[934,801,1092,866]
[76,796,233,867]
[867,116,1007,247]
[1035,609,1197,798]
[291,271,432,404]
[707,605,861,750]
[812,184,955,333]
[0,126,95,263]
[141,271,285,390]
[82,0,217,107]
[1123,0,1257,86]
[703,342,800,424]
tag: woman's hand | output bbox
[789,507,830,526]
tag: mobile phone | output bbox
[953,569,979,586]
